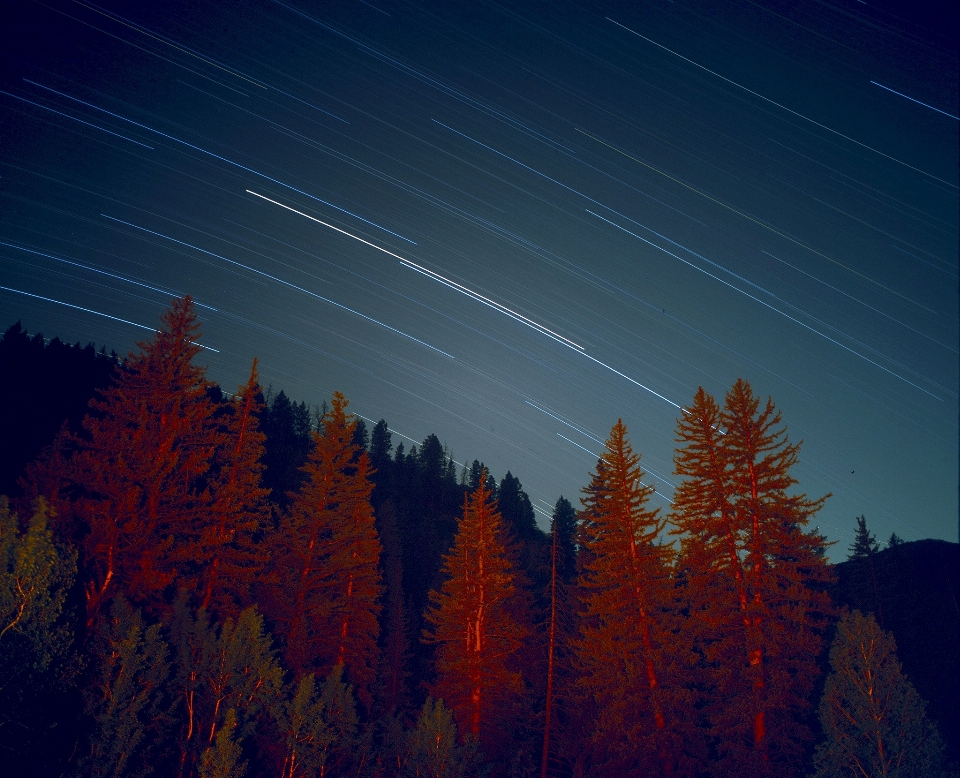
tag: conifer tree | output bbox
[376,501,412,718]
[848,515,880,560]
[403,697,481,778]
[65,297,221,622]
[671,381,833,778]
[200,360,272,619]
[269,392,382,704]
[273,664,360,778]
[171,600,283,778]
[812,610,950,778]
[574,420,693,777]
[78,596,172,778]
[198,708,247,778]
[423,470,528,760]
[542,495,581,778]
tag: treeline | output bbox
[0,299,954,778]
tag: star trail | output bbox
[2,0,957,556]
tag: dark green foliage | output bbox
[198,708,247,778]
[0,322,116,498]
[0,497,78,774]
[848,515,880,560]
[76,597,171,778]
[550,496,577,585]
[498,472,539,542]
[273,665,360,778]
[170,598,283,777]
[259,390,313,512]
[812,610,950,778]
[887,532,904,548]
[403,697,482,778]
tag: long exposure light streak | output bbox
[587,210,943,401]
[870,81,959,121]
[247,189,584,351]
[0,285,222,351]
[577,129,936,312]
[607,17,958,189]
[100,213,454,359]
[0,89,154,148]
[0,241,211,308]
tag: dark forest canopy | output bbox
[1,305,956,778]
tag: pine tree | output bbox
[847,515,884,627]
[200,360,272,619]
[376,500,412,718]
[269,392,382,704]
[273,665,360,778]
[573,420,692,777]
[403,697,482,778]
[812,610,950,778]
[78,596,172,778]
[65,297,221,622]
[540,496,579,778]
[198,708,247,778]
[848,515,881,560]
[423,470,528,760]
[887,532,904,548]
[171,600,283,778]
[670,381,833,778]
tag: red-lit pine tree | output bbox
[423,470,529,762]
[198,360,272,620]
[573,420,695,778]
[268,392,382,706]
[67,297,221,624]
[671,380,833,778]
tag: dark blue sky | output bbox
[2,0,957,557]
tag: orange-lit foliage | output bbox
[69,297,220,623]
[671,381,833,778]
[574,420,694,777]
[199,360,272,620]
[424,471,528,758]
[269,392,382,704]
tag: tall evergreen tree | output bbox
[423,470,528,761]
[269,392,382,704]
[574,420,693,777]
[376,500,412,719]
[671,381,833,778]
[62,297,221,622]
[200,360,272,619]
[812,610,950,778]
[260,390,312,512]
[550,497,577,585]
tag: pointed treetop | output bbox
[848,515,880,560]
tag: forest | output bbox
[0,297,956,778]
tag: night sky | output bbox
[2,0,957,557]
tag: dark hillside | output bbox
[0,322,117,497]
[832,539,960,762]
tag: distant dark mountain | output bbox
[832,539,960,763]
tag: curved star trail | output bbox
[1,0,956,556]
